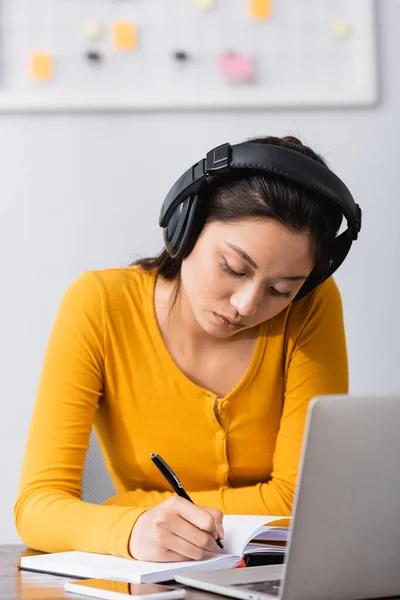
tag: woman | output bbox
[14,135,361,563]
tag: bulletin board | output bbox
[0,0,378,112]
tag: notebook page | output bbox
[222,515,286,556]
[20,550,237,584]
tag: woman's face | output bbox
[180,218,316,338]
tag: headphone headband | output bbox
[160,142,361,241]
[159,142,362,301]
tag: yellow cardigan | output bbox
[14,266,348,558]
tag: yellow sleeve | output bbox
[269,277,348,503]
[103,279,348,517]
[14,272,147,558]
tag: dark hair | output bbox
[134,135,343,284]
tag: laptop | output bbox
[175,395,400,600]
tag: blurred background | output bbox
[0,0,397,543]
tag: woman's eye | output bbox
[270,287,292,300]
[221,260,246,278]
[221,259,293,299]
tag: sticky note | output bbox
[331,19,351,38]
[249,0,271,20]
[112,21,138,51]
[218,53,255,83]
[194,0,214,9]
[30,53,53,81]
[81,22,103,41]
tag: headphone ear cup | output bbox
[163,195,204,259]
[294,254,335,301]
[178,195,207,259]
[293,269,321,302]
[163,201,186,256]
[294,230,352,301]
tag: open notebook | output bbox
[19,515,290,584]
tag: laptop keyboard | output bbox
[232,579,281,596]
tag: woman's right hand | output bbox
[128,496,224,562]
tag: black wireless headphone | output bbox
[159,142,362,301]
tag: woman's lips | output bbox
[214,312,244,331]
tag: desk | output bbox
[0,545,222,600]
[3,545,400,600]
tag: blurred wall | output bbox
[1,0,398,543]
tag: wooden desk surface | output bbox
[3,545,400,600]
[0,545,222,600]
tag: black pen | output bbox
[150,452,224,550]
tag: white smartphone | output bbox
[64,578,186,600]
